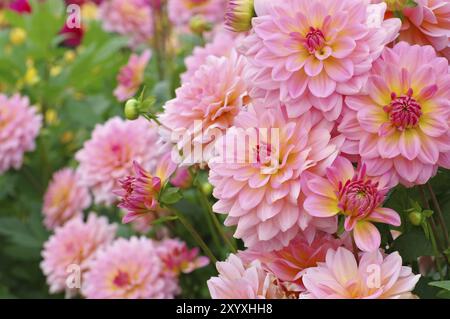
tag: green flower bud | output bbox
[124,99,140,120]
[408,211,423,226]
[201,182,213,196]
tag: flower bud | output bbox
[124,99,140,120]
[201,182,213,196]
[189,15,212,34]
[408,211,423,226]
[225,0,255,32]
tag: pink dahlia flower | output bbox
[98,0,153,46]
[160,50,251,165]
[76,117,162,205]
[115,154,176,224]
[300,247,420,299]
[207,253,288,299]
[375,0,450,59]
[168,0,226,27]
[157,238,209,275]
[304,157,401,252]
[42,168,91,230]
[240,232,344,292]
[181,29,241,83]
[82,237,179,299]
[8,0,31,13]
[114,50,151,102]
[0,94,42,174]
[209,105,343,251]
[240,0,401,120]
[41,214,117,296]
[338,42,450,187]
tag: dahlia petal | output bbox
[399,130,421,160]
[367,76,391,106]
[303,195,340,218]
[308,72,336,98]
[307,176,337,199]
[369,207,401,227]
[377,132,401,158]
[326,156,354,186]
[331,37,356,59]
[305,57,323,77]
[353,221,381,252]
[419,114,448,137]
[324,58,354,82]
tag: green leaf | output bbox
[160,187,183,205]
[429,281,450,291]
[390,227,433,261]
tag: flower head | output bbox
[114,50,151,102]
[161,51,251,165]
[240,0,401,120]
[225,0,255,32]
[376,0,450,59]
[98,0,153,46]
[304,157,401,252]
[75,117,162,205]
[207,253,287,299]
[59,23,84,48]
[209,105,343,251]
[9,0,31,14]
[115,154,176,224]
[82,237,179,299]
[41,214,117,296]
[168,0,226,28]
[0,94,42,174]
[157,238,209,275]
[300,247,420,299]
[181,29,242,83]
[338,42,450,186]
[43,168,91,230]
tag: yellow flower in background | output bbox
[0,10,8,27]
[10,28,27,45]
[81,2,98,22]
[64,50,76,63]
[50,65,62,77]
[60,131,75,144]
[23,59,40,86]
[45,109,59,126]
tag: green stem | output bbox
[197,188,237,253]
[426,183,449,248]
[196,191,222,252]
[427,219,444,279]
[171,207,217,263]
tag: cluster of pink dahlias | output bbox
[151,0,450,299]
[40,213,208,298]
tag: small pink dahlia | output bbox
[168,0,226,27]
[339,42,450,187]
[0,94,42,174]
[75,117,162,205]
[160,51,251,165]
[300,247,420,299]
[207,253,287,299]
[98,0,153,46]
[181,29,242,83]
[115,155,176,224]
[209,105,343,251]
[241,0,401,120]
[304,157,401,252]
[157,238,209,275]
[41,214,117,295]
[82,237,179,299]
[42,168,91,230]
[114,50,151,102]
[240,231,344,292]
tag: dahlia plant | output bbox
[0,0,449,301]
